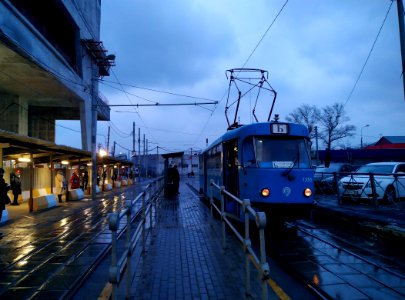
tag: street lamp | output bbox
[361,124,370,148]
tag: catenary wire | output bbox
[343,0,393,107]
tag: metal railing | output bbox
[210,180,270,300]
[337,172,405,209]
[108,177,164,300]
[315,171,405,210]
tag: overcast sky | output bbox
[56,0,404,156]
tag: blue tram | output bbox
[199,121,315,221]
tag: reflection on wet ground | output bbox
[0,186,144,299]
[269,221,405,299]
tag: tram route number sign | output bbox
[271,123,289,134]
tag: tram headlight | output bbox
[304,188,312,197]
[261,188,270,197]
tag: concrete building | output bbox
[0,0,111,149]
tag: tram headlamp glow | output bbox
[304,188,312,197]
[261,188,270,197]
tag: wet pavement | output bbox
[77,177,272,300]
[1,178,404,299]
[0,182,148,299]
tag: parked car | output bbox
[314,163,355,194]
[338,162,405,203]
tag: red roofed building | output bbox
[365,136,405,149]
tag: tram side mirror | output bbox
[243,160,256,168]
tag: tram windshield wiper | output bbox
[282,143,300,179]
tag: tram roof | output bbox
[0,130,132,166]
[203,122,309,152]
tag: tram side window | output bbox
[242,137,256,168]
[206,144,222,169]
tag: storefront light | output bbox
[99,149,107,157]
[18,157,31,162]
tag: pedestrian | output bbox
[0,168,10,232]
[55,170,66,203]
[10,173,22,206]
[173,164,180,195]
[111,173,117,187]
[82,171,89,191]
[70,169,80,190]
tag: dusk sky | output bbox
[56,0,405,156]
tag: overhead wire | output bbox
[343,0,393,107]
[241,0,289,69]
[192,1,289,148]
[100,79,218,103]
[109,69,159,145]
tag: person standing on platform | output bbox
[173,164,180,195]
[0,168,10,234]
[55,170,66,203]
[82,171,89,191]
[70,169,80,190]
[10,173,21,206]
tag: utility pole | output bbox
[397,0,405,100]
[132,122,135,156]
[146,139,149,178]
[112,141,116,157]
[190,148,193,173]
[143,134,146,178]
[106,126,110,155]
[138,127,141,181]
[315,126,319,166]
[156,146,159,178]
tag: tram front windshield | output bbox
[243,137,311,168]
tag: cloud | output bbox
[85,0,405,153]
[101,0,236,88]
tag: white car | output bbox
[338,162,405,203]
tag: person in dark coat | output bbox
[172,165,180,195]
[10,173,21,206]
[0,168,10,232]
[82,171,89,190]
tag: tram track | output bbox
[267,220,405,299]
[0,186,149,299]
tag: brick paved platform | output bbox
[127,178,270,300]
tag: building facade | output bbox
[0,0,111,150]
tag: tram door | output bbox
[223,139,239,201]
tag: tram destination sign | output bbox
[270,123,289,135]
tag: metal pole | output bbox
[138,128,141,181]
[156,146,159,178]
[125,204,131,298]
[91,73,98,201]
[107,126,110,155]
[243,199,251,298]
[220,186,226,249]
[143,134,146,179]
[315,126,319,165]
[142,192,146,253]
[146,139,149,178]
[397,0,405,100]
[132,122,135,155]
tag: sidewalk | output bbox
[132,177,274,299]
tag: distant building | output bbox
[317,136,405,165]
[134,151,200,178]
[365,136,405,150]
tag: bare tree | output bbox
[286,104,320,145]
[318,103,356,149]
